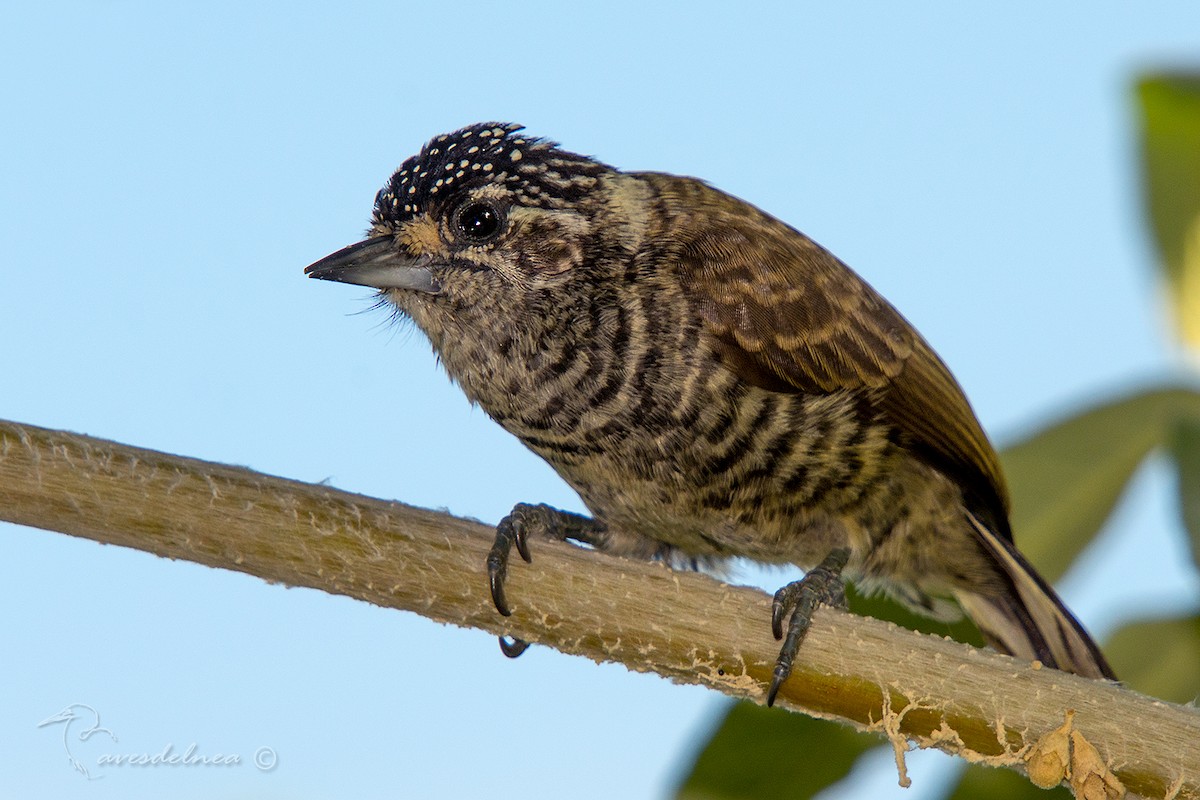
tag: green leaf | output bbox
[674,702,879,800]
[1171,418,1200,568]
[946,763,1071,800]
[1104,614,1200,704]
[1138,74,1200,351]
[1000,386,1200,581]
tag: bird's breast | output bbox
[410,268,916,565]
[478,330,906,563]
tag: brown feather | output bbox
[652,174,1012,535]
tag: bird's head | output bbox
[305,124,647,345]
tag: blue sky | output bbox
[4,3,1200,798]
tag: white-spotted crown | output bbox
[371,122,612,227]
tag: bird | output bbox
[305,122,1115,704]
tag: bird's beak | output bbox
[304,237,441,293]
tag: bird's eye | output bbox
[454,201,503,243]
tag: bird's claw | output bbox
[488,504,553,659]
[766,547,851,707]
[514,523,531,563]
[487,503,609,660]
[487,505,536,617]
[499,636,531,658]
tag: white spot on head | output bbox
[511,150,522,162]
[483,163,493,171]
[468,146,479,154]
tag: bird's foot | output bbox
[767,547,851,706]
[487,503,607,657]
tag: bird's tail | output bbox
[954,511,1115,680]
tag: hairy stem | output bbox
[1,419,1196,798]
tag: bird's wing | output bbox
[664,178,1010,533]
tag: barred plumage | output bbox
[307,123,1114,703]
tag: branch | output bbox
[2,419,1196,798]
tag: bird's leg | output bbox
[487,503,608,658]
[767,547,851,706]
